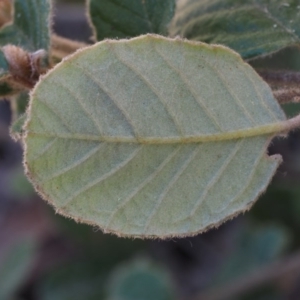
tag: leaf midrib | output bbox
[26,119,286,144]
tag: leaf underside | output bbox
[170,0,300,59]
[88,0,175,40]
[24,35,285,238]
[0,0,51,52]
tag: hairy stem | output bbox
[51,35,88,60]
[258,69,300,104]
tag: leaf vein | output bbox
[110,44,184,136]
[253,2,299,41]
[37,99,73,133]
[200,57,257,126]
[29,137,57,162]
[216,143,267,214]
[71,62,139,139]
[51,78,103,136]
[238,64,278,121]
[104,146,182,230]
[143,146,200,233]
[61,146,142,209]
[41,143,104,183]
[189,139,244,217]
[153,42,224,132]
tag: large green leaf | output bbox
[24,35,293,238]
[170,0,300,59]
[88,0,175,40]
[0,0,51,52]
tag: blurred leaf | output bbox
[0,239,37,299]
[212,224,290,287]
[10,113,27,141]
[38,218,146,300]
[11,92,30,116]
[170,0,300,59]
[9,166,35,198]
[0,48,9,78]
[10,92,29,140]
[0,0,51,52]
[88,0,175,40]
[251,185,300,244]
[107,259,175,300]
[39,263,105,300]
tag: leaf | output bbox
[8,166,35,198]
[11,91,30,116]
[88,0,175,40]
[24,35,294,239]
[10,92,29,140]
[0,48,9,78]
[0,0,51,52]
[10,113,27,141]
[107,259,175,300]
[38,263,105,300]
[0,239,37,299]
[212,224,289,287]
[170,0,300,59]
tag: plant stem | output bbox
[50,35,88,61]
[258,69,300,104]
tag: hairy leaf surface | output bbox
[24,35,288,238]
[88,0,175,40]
[170,0,300,59]
[0,0,51,52]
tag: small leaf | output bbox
[0,48,9,78]
[170,0,300,59]
[38,263,105,300]
[212,224,289,286]
[11,91,30,116]
[24,35,295,238]
[10,113,27,141]
[0,239,37,299]
[107,259,175,300]
[88,0,175,40]
[0,0,51,52]
[10,92,29,141]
